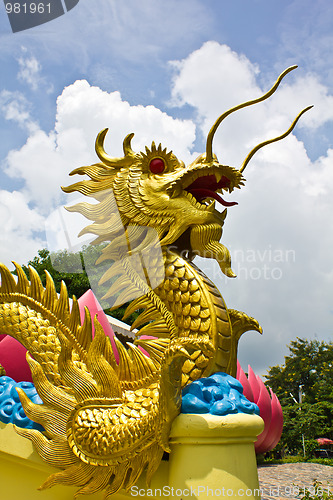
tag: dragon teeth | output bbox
[215,171,223,183]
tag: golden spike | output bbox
[78,306,93,349]
[95,129,135,166]
[68,296,83,344]
[16,387,68,437]
[126,343,156,378]
[25,354,76,413]
[14,427,77,468]
[125,345,144,379]
[38,462,96,491]
[0,263,17,293]
[113,337,133,381]
[130,305,161,331]
[67,162,109,177]
[228,309,262,337]
[137,319,170,338]
[135,338,170,366]
[227,308,262,377]
[13,261,29,294]
[104,464,129,498]
[28,265,44,302]
[78,215,124,237]
[54,280,70,319]
[98,261,125,285]
[100,275,135,300]
[62,178,114,196]
[66,194,118,222]
[72,468,113,497]
[96,225,150,263]
[206,65,298,162]
[58,333,98,401]
[43,270,58,311]
[86,320,123,399]
[122,295,151,320]
[108,287,140,309]
[104,335,119,372]
[240,106,313,172]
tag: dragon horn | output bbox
[95,128,135,166]
[239,105,313,172]
[205,65,298,163]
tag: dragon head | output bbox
[63,66,311,278]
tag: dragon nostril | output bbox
[149,158,165,174]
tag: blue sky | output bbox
[0,0,332,376]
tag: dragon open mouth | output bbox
[185,174,238,207]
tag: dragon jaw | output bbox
[149,151,245,278]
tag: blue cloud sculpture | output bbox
[181,372,259,416]
[0,376,43,430]
[0,372,258,430]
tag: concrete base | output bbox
[0,413,263,499]
[169,413,264,500]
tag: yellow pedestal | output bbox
[168,413,264,500]
[0,413,263,500]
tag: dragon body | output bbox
[0,67,310,497]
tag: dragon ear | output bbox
[95,129,136,167]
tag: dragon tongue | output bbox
[187,188,238,207]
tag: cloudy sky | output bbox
[0,0,332,378]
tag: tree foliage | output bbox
[19,247,134,324]
[265,338,333,454]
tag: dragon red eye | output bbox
[149,158,165,174]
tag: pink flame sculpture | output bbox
[237,362,283,454]
[0,334,33,382]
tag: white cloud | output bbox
[4,80,196,215]
[17,52,41,91]
[0,190,45,268]
[0,90,39,133]
[278,0,333,87]
[1,79,195,266]
[0,0,212,77]
[5,129,70,211]
[170,41,333,168]
[15,47,53,94]
[266,74,333,129]
[54,79,195,161]
[170,42,259,113]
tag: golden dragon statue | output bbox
[0,66,311,498]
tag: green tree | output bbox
[266,338,333,404]
[22,248,90,298]
[19,247,136,325]
[265,338,333,454]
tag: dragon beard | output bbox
[190,223,236,278]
